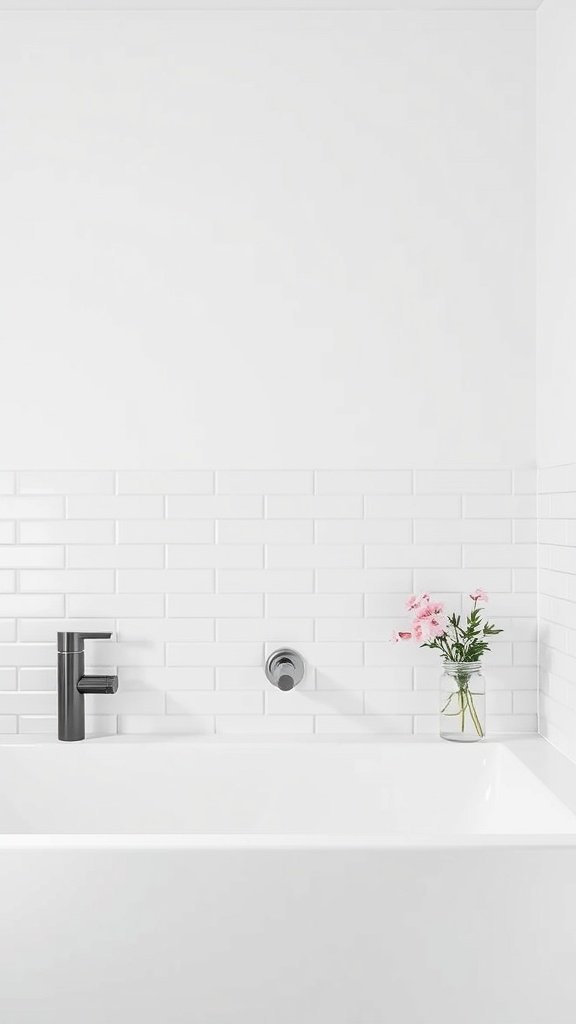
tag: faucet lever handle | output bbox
[79,632,113,641]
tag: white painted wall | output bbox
[537,0,576,758]
[0,12,535,469]
[537,0,576,468]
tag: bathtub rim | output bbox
[0,734,575,849]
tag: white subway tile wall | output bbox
[539,464,576,759]
[0,469,536,738]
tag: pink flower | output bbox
[412,599,447,641]
[391,631,412,643]
[406,593,430,612]
[412,621,425,641]
[470,589,488,604]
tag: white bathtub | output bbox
[1,737,576,1024]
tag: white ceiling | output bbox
[0,0,545,10]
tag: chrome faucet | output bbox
[265,649,305,691]
[57,632,118,741]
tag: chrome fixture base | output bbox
[265,649,305,692]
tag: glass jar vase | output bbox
[440,661,485,742]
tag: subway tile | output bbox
[0,474,15,494]
[84,641,165,668]
[513,568,536,591]
[18,472,114,495]
[366,495,460,519]
[86,691,165,715]
[412,569,512,593]
[167,691,263,715]
[67,496,164,519]
[539,464,576,493]
[414,470,511,494]
[167,594,263,618]
[513,469,537,494]
[67,594,164,617]
[167,643,263,667]
[216,668,270,691]
[315,471,412,494]
[267,642,363,667]
[413,716,440,735]
[85,715,118,737]
[266,594,363,618]
[18,668,56,690]
[0,620,15,641]
[315,519,412,544]
[15,715,56,733]
[168,496,262,519]
[21,570,114,594]
[265,689,363,715]
[117,570,213,593]
[365,592,460,618]
[315,715,412,735]
[118,715,215,735]
[216,618,314,642]
[0,497,63,519]
[266,496,363,519]
[266,545,363,569]
[0,716,17,734]
[459,544,537,569]
[463,544,536,568]
[364,691,438,715]
[365,643,436,667]
[0,594,65,617]
[117,619,214,642]
[486,666,536,690]
[512,690,538,715]
[464,495,536,518]
[486,593,536,617]
[216,715,314,735]
[315,666,412,690]
[167,544,263,569]
[0,669,16,690]
[414,667,443,690]
[68,545,164,569]
[0,572,20,593]
[0,691,56,713]
[217,471,313,494]
[512,642,538,666]
[118,520,214,544]
[315,618,394,642]
[0,464,541,736]
[316,569,412,593]
[218,519,313,544]
[119,667,214,691]
[0,546,63,569]
[414,520,511,544]
[366,545,461,568]
[20,520,115,544]
[482,644,514,666]
[17,714,117,737]
[218,570,314,593]
[118,471,213,494]
[513,520,537,543]
[539,520,566,545]
[486,691,513,715]
[486,714,537,734]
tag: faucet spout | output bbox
[277,674,295,692]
